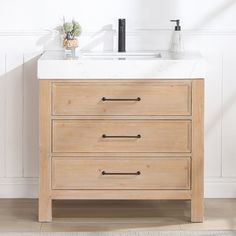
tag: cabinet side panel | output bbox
[39,80,52,222]
[191,79,204,222]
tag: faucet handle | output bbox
[118,19,126,52]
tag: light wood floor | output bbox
[0,199,235,232]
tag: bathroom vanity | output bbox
[38,51,205,222]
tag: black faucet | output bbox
[118,19,126,52]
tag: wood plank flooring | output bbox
[0,199,235,232]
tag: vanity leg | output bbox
[191,197,204,223]
[191,80,204,223]
[39,197,52,222]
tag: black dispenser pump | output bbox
[170,19,181,31]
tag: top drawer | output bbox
[52,81,191,116]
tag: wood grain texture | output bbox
[52,115,192,120]
[39,79,204,222]
[52,152,192,157]
[39,80,52,222]
[52,189,191,200]
[52,157,191,190]
[52,120,191,153]
[52,81,191,116]
[191,79,204,222]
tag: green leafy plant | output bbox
[61,19,82,40]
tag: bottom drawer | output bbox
[52,157,191,190]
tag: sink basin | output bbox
[79,52,162,60]
[38,50,205,79]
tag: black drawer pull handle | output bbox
[102,171,141,176]
[102,134,141,139]
[102,97,141,102]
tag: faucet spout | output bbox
[118,19,126,52]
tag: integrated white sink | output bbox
[38,50,206,79]
[79,52,162,60]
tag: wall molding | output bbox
[0,177,236,198]
[1,28,236,37]
[131,28,236,36]
[0,30,51,36]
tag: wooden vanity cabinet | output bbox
[39,79,204,223]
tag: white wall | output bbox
[1,0,236,31]
[1,0,236,198]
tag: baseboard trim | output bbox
[0,178,38,198]
[0,177,236,198]
[205,177,236,198]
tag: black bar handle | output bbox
[102,134,141,139]
[102,97,141,102]
[102,171,141,176]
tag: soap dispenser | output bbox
[170,19,184,53]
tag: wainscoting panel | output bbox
[222,52,236,177]
[23,52,41,177]
[5,53,24,177]
[204,52,223,177]
[0,53,6,178]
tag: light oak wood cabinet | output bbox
[52,157,191,190]
[52,120,191,153]
[39,80,204,222]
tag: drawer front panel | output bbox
[52,157,191,190]
[52,120,191,153]
[52,82,191,116]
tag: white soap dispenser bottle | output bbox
[170,19,184,53]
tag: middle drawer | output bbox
[52,120,191,153]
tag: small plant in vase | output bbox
[61,19,82,56]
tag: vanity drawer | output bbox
[52,120,191,153]
[52,157,191,190]
[52,81,191,116]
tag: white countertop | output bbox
[37,50,206,79]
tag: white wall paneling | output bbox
[222,51,236,177]
[5,53,24,177]
[0,53,6,178]
[23,53,40,177]
[202,52,223,177]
